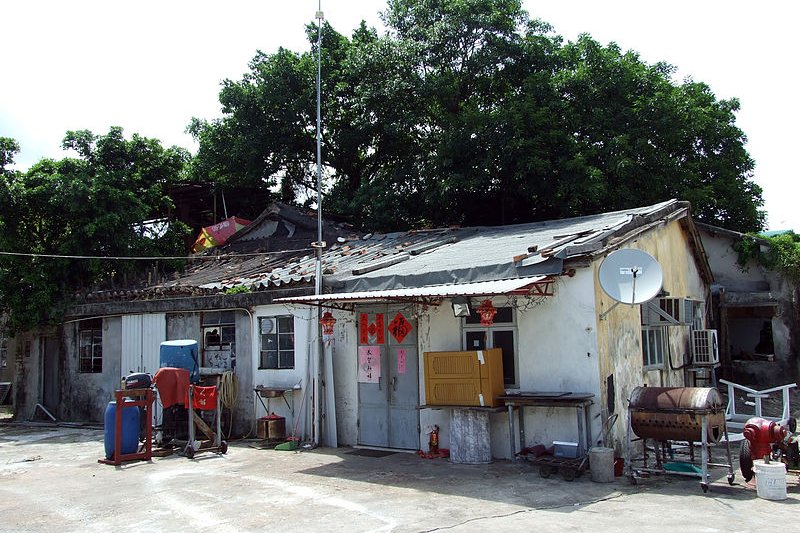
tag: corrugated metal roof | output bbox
[82,199,688,303]
[275,276,549,304]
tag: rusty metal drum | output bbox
[629,387,726,443]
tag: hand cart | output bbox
[528,454,588,481]
[183,381,227,459]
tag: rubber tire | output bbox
[561,467,575,482]
[727,473,735,485]
[739,439,754,482]
[701,483,709,493]
[219,441,228,454]
[539,465,553,478]
[185,446,195,459]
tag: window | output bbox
[202,311,236,369]
[641,326,665,369]
[259,316,295,369]
[79,319,103,373]
[462,306,517,386]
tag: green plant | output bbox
[224,285,251,295]
[734,231,800,282]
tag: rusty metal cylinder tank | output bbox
[629,387,726,443]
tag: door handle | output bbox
[392,376,398,392]
[378,376,382,390]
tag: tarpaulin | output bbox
[192,216,251,253]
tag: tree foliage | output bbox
[191,0,764,232]
[736,232,800,283]
[0,129,190,332]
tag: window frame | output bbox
[201,311,236,369]
[259,315,296,370]
[641,326,666,370]
[78,319,103,373]
[461,305,518,387]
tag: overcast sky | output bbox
[2,1,796,230]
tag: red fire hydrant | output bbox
[742,417,788,460]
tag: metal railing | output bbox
[718,379,797,422]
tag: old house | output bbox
[11,199,714,460]
[696,223,798,385]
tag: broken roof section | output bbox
[82,199,706,303]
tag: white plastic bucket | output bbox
[589,447,615,483]
[752,460,787,500]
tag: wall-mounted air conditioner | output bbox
[691,329,719,366]
[642,297,702,326]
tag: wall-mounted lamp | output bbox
[451,296,471,317]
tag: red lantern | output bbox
[320,311,337,336]
[477,299,497,325]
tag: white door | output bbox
[121,314,166,423]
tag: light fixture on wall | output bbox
[451,296,471,317]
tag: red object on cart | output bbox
[186,386,218,410]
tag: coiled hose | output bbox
[219,370,239,438]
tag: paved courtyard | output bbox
[1,423,799,532]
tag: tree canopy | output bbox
[190,0,764,232]
[0,128,190,332]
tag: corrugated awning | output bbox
[275,276,553,309]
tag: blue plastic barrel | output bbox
[104,401,140,459]
[159,339,199,382]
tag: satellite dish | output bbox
[598,249,663,305]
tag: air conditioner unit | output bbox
[692,329,719,366]
[642,298,701,326]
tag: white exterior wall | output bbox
[323,271,603,459]
[251,304,315,440]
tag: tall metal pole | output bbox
[314,4,324,296]
[312,3,325,447]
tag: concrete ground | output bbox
[1,423,799,532]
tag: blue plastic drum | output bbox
[103,401,140,459]
[159,339,199,383]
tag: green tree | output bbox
[190,0,765,232]
[0,128,190,332]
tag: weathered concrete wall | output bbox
[62,318,122,423]
[594,220,706,456]
[165,312,201,345]
[699,228,797,384]
[331,308,359,446]
[13,334,38,420]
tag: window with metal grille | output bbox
[79,319,103,373]
[641,326,665,369]
[259,316,295,369]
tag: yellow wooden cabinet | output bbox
[423,348,505,407]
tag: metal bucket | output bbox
[629,387,726,443]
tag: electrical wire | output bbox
[0,247,314,261]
